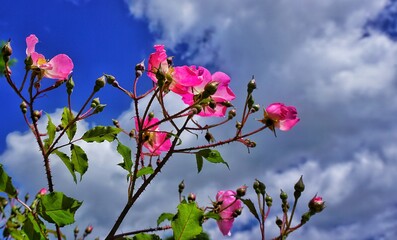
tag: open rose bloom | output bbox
[134,117,171,156]
[261,103,300,132]
[26,34,73,80]
[216,190,241,236]
[147,45,235,117]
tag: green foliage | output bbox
[171,202,204,240]
[132,233,161,240]
[117,141,133,174]
[241,198,260,221]
[195,149,229,173]
[136,166,154,178]
[61,107,77,141]
[22,213,47,240]
[157,212,174,226]
[44,113,57,150]
[81,126,121,143]
[54,150,77,183]
[37,192,82,227]
[0,164,17,197]
[70,144,88,181]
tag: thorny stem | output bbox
[112,225,172,239]
[105,117,191,239]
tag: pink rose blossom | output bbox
[308,195,325,213]
[180,66,235,117]
[216,190,241,236]
[147,45,201,94]
[261,103,300,132]
[135,117,171,156]
[26,34,73,80]
[38,188,47,196]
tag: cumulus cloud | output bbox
[2,0,397,239]
[122,0,397,239]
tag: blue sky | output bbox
[2,0,397,239]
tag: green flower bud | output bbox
[253,179,266,195]
[66,77,75,95]
[91,98,100,108]
[251,104,260,113]
[236,185,247,197]
[112,119,120,128]
[24,55,33,69]
[135,61,145,78]
[301,211,312,224]
[20,101,28,114]
[228,109,237,119]
[178,180,185,194]
[265,194,273,207]
[204,82,219,96]
[32,110,42,122]
[1,40,12,63]
[280,189,288,201]
[94,76,106,92]
[205,131,215,143]
[275,216,283,228]
[104,74,116,84]
[148,112,155,120]
[247,76,256,93]
[235,121,242,130]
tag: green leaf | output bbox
[157,212,174,226]
[54,150,77,183]
[241,198,260,221]
[136,166,154,178]
[116,141,133,173]
[132,233,161,240]
[196,149,229,172]
[23,212,47,240]
[195,154,203,173]
[71,144,88,181]
[204,212,220,221]
[61,107,77,141]
[44,113,56,150]
[37,192,82,227]
[172,202,204,240]
[0,164,17,197]
[81,126,121,143]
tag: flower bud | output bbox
[38,188,47,196]
[178,180,185,194]
[148,112,155,120]
[251,104,260,113]
[232,208,243,218]
[20,101,28,114]
[94,76,106,92]
[0,197,8,207]
[294,175,305,199]
[275,216,283,228]
[56,124,64,132]
[104,74,116,84]
[24,55,33,69]
[85,225,93,235]
[205,131,215,143]
[236,185,247,197]
[280,190,288,201]
[188,193,196,203]
[1,40,12,63]
[91,98,100,108]
[24,193,30,202]
[228,109,236,119]
[209,99,217,110]
[265,194,273,207]
[308,195,325,214]
[253,179,266,195]
[66,77,75,95]
[192,105,202,114]
[135,61,145,78]
[112,119,120,128]
[74,226,79,237]
[32,110,42,122]
[301,211,312,224]
[204,82,219,96]
[235,121,242,130]
[247,76,256,93]
[221,101,233,107]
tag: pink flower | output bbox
[216,190,241,236]
[26,34,73,80]
[147,45,201,94]
[180,66,235,117]
[38,188,47,196]
[134,116,171,156]
[261,103,300,132]
[308,195,325,213]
